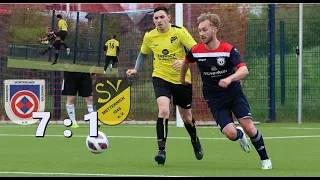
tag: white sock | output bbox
[87,105,93,113]
[66,104,76,123]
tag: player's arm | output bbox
[219,47,249,88]
[228,47,249,81]
[116,46,120,56]
[38,36,48,41]
[57,20,61,32]
[179,27,197,50]
[103,44,108,53]
[180,48,196,85]
[172,27,197,71]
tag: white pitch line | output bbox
[281,127,320,130]
[0,171,196,177]
[1,125,320,129]
[0,133,319,140]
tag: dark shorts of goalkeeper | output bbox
[52,40,62,50]
[61,72,93,97]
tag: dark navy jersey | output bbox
[185,41,246,107]
[47,30,55,42]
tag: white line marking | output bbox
[0,133,319,140]
[281,127,320,130]
[0,171,196,177]
[3,125,320,129]
[0,125,220,128]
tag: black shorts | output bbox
[207,94,252,132]
[152,77,192,109]
[55,31,67,41]
[61,72,93,97]
[105,56,118,64]
[52,40,62,50]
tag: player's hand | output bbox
[180,79,191,86]
[37,37,41,41]
[218,78,232,88]
[126,69,137,77]
[172,60,183,71]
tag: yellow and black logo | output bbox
[93,77,131,125]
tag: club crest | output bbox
[217,57,226,66]
[4,79,45,125]
[93,77,131,126]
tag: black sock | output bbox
[156,117,168,151]
[54,53,59,61]
[62,43,68,49]
[42,47,51,54]
[184,118,197,142]
[250,130,269,160]
[233,128,244,141]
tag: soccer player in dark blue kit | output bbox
[180,12,272,170]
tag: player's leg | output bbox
[79,73,102,127]
[152,77,172,165]
[210,102,251,152]
[173,83,203,160]
[40,44,53,55]
[61,31,70,55]
[112,56,119,68]
[104,56,111,74]
[51,40,62,65]
[61,74,79,128]
[232,94,272,169]
[56,31,70,55]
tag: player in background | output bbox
[38,27,64,65]
[49,14,70,63]
[61,72,101,128]
[38,27,55,45]
[180,12,272,170]
[103,34,120,73]
[126,6,203,165]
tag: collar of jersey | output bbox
[155,23,172,35]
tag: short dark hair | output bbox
[56,14,62,19]
[112,34,116,39]
[154,6,169,15]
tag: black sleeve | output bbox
[230,46,244,68]
[103,45,107,51]
[185,48,196,63]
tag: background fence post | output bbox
[73,11,80,64]
[280,20,285,105]
[268,4,276,122]
[98,13,104,67]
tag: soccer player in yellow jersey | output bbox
[103,34,120,73]
[126,6,203,165]
[50,14,70,65]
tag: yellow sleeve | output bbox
[179,27,197,50]
[140,32,151,54]
[58,20,62,29]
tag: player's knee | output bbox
[158,108,170,118]
[222,124,238,141]
[239,118,256,136]
[85,96,93,104]
[66,96,75,104]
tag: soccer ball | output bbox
[41,40,49,45]
[86,131,109,154]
